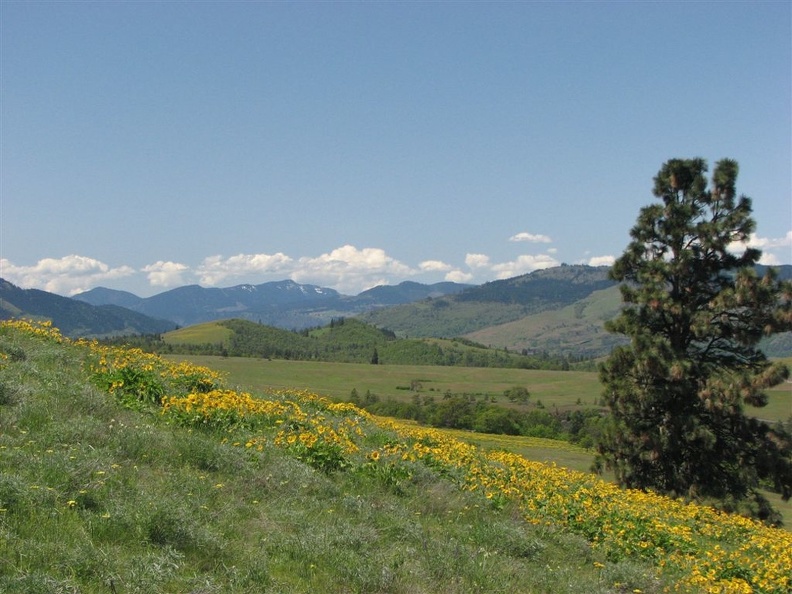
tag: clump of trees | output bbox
[351,388,603,445]
[596,158,792,524]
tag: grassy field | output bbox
[167,356,604,408]
[168,354,792,423]
[163,322,233,345]
[0,321,673,593]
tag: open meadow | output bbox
[167,354,792,423]
[165,356,606,409]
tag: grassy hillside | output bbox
[464,286,627,357]
[358,266,792,359]
[2,320,791,593]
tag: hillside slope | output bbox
[465,286,628,358]
[360,265,616,343]
[361,265,792,358]
[1,320,790,593]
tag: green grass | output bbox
[166,355,604,407]
[163,321,233,346]
[465,286,626,358]
[3,322,791,592]
[0,323,676,593]
[168,354,792,423]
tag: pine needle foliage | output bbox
[596,158,792,524]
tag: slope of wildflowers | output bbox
[1,319,790,593]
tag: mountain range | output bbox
[2,264,790,358]
[72,279,471,329]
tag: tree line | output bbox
[349,387,605,448]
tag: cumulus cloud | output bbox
[744,231,792,250]
[292,245,415,293]
[587,255,615,267]
[728,231,792,265]
[758,252,782,265]
[490,254,560,279]
[465,253,491,269]
[509,232,552,243]
[445,269,474,283]
[0,255,134,296]
[196,252,293,286]
[142,261,190,288]
[419,260,453,272]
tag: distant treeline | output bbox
[350,388,605,447]
[101,318,597,371]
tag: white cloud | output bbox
[445,269,474,283]
[509,232,552,243]
[197,252,293,286]
[490,254,560,279]
[465,253,491,269]
[758,252,782,265]
[0,255,134,296]
[143,261,190,288]
[419,259,453,272]
[587,255,615,267]
[292,245,415,294]
[728,231,792,262]
[745,231,792,250]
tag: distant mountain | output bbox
[0,279,176,338]
[73,279,471,328]
[354,281,471,306]
[74,287,144,309]
[359,265,617,342]
[456,264,616,305]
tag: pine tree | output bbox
[596,158,792,523]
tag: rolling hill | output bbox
[158,317,577,369]
[360,264,792,358]
[464,285,628,358]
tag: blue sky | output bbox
[2,1,790,297]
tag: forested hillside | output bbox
[150,318,585,370]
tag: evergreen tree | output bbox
[596,158,792,523]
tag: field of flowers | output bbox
[2,319,791,594]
